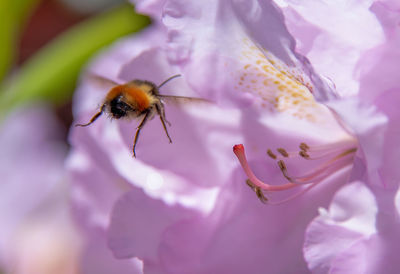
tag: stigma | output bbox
[233,139,357,205]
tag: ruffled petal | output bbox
[326,98,387,185]
[130,0,166,19]
[279,0,384,97]
[108,162,347,273]
[328,233,400,274]
[303,182,378,273]
[68,1,400,273]
[358,2,400,103]
[107,189,197,261]
[164,0,338,110]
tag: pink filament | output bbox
[233,143,356,204]
[283,149,356,184]
[233,144,299,192]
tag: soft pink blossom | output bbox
[0,106,79,274]
[67,0,399,273]
[299,1,400,272]
[304,181,400,274]
[66,32,161,273]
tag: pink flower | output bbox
[0,106,79,274]
[67,0,399,273]
[303,182,400,274]
[66,33,156,273]
[298,1,400,272]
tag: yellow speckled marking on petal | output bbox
[235,38,323,122]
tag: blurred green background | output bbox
[0,0,149,123]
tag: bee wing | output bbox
[157,95,211,105]
[85,74,121,88]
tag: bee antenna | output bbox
[158,74,181,89]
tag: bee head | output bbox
[109,95,133,119]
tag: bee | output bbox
[76,74,205,157]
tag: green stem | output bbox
[0,0,41,80]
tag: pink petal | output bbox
[373,89,400,188]
[107,189,196,261]
[330,232,400,274]
[0,106,66,247]
[163,0,338,107]
[358,2,400,103]
[130,0,166,19]
[280,0,384,97]
[108,162,347,273]
[80,230,144,274]
[326,98,387,185]
[67,148,142,272]
[304,182,378,273]
[0,106,73,272]
[68,2,400,273]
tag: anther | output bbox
[277,160,287,173]
[277,148,289,158]
[246,179,257,191]
[277,160,293,182]
[255,188,268,203]
[299,150,310,159]
[267,149,277,159]
[299,142,310,151]
[246,180,268,203]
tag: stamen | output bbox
[300,140,355,153]
[266,181,319,206]
[267,147,300,159]
[256,188,268,203]
[277,148,289,158]
[283,152,354,185]
[299,150,310,159]
[277,160,293,182]
[301,145,355,160]
[233,141,357,205]
[246,178,256,189]
[233,144,299,192]
[278,147,356,184]
[273,140,356,161]
[246,179,268,203]
[267,149,277,159]
[299,142,310,151]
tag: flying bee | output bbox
[76,74,206,157]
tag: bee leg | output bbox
[159,116,172,144]
[75,104,105,127]
[155,103,172,143]
[162,107,171,126]
[133,112,150,158]
[159,103,171,126]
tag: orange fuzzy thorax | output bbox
[106,84,152,112]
